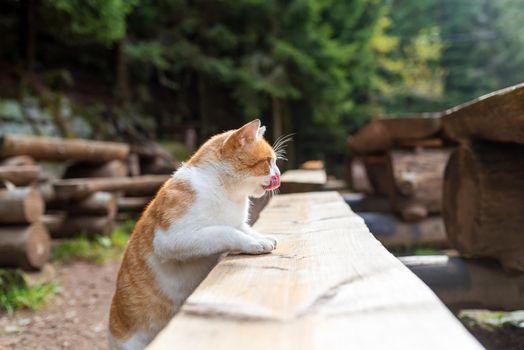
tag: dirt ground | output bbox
[0,261,119,350]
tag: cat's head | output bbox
[188,119,281,198]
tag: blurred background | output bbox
[2,0,524,171]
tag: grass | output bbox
[460,310,524,329]
[51,219,134,264]
[0,269,59,314]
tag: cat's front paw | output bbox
[242,239,275,255]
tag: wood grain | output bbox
[443,82,524,144]
[148,192,481,350]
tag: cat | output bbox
[109,120,282,350]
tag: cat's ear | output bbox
[225,119,261,147]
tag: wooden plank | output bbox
[348,114,442,154]
[148,192,481,350]
[443,82,524,144]
[279,169,327,194]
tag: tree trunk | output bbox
[443,142,524,272]
[0,187,44,224]
[20,0,36,70]
[0,135,130,162]
[362,155,394,196]
[115,39,131,105]
[0,223,50,270]
[272,97,284,141]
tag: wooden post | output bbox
[0,223,51,270]
[0,187,44,224]
[443,142,524,272]
[148,192,482,350]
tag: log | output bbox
[49,215,115,238]
[389,149,450,221]
[0,135,130,162]
[53,175,169,200]
[63,160,128,178]
[41,211,66,233]
[140,156,178,175]
[127,153,141,177]
[443,82,524,144]
[117,196,151,213]
[148,192,481,350]
[0,223,51,270]
[390,149,450,197]
[343,193,391,213]
[0,155,36,166]
[443,142,524,272]
[0,187,44,224]
[0,165,40,186]
[401,256,524,311]
[360,213,448,249]
[362,155,393,196]
[279,169,327,194]
[59,192,118,217]
[347,158,373,194]
[348,114,442,154]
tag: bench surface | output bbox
[148,192,482,350]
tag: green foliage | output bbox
[0,270,59,314]
[51,220,134,264]
[47,0,139,44]
[460,310,524,329]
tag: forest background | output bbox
[1,0,522,170]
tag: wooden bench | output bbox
[279,169,327,194]
[148,192,481,349]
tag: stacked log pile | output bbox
[442,82,524,272]
[0,135,176,270]
[346,114,453,249]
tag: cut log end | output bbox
[0,223,51,270]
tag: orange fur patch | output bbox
[109,179,195,341]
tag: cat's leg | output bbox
[240,223,277,249]
[153,225,275,261]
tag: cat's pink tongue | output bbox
[263,175,280,190]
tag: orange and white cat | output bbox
[109,120,282,350]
